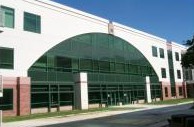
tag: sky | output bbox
[52,0,194,44]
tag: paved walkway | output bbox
[3,102,194,127]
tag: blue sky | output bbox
[53,0,194,44]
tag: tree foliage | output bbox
[181,35,194,67]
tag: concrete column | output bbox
[74,73,88,110]
[145,76,152,103]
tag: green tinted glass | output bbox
[0,47,14,69]
[24,12,41,33]
[0,89,13,110]
[1,6,14,28]
[175,52,179,61]
[28,33,159,108]
[161,68,166,78]
[159,48,164,58]
[152,46,157,57]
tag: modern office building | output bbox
[0,0,187,116]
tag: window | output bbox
[177,70,181,79]
[179,87,183,96]
[165,87,168,97]
[0,6,14,28]
[24,12,41,33]
[152,46,158,57]
[0,89,13,110]
[159,48,165,58]
[175,52,179,61]
[0,47,14,69]
[161,68,166,78]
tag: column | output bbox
[74,73,88,110]
[17,77,31,116]
[145,76,152,103]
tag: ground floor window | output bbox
[165,87,168,97]
[179,87,183,96]
[0,89,13,110]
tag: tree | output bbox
[181,35,194,68]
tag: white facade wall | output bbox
[0,0,186,83]
[171,42,185,82]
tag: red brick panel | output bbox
[161,82,172,100]
[2,77,31,116]
[17,77,31,116]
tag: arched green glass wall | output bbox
[28,33,161,109]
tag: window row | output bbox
[31,56,155,75]
[152,46,181,62]
[152,46,164,58]
[0,5,41,33]
[161,68,181,79]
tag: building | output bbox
[0,0,187,116]
[184,67,194,97]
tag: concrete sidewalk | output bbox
[3,102,194,127]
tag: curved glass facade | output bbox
[28,33,161,109]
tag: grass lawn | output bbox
[148,98,194,105]
[3,107,139,123]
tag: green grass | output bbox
[148,98,194,105]
[3,107,138,123]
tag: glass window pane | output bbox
[161,68,166,78]
[1,6,14,28]
[24,12,41,33]
[159,48,164,58]
[177,70,181,79]
[175,52,179,61]
[0,47,14,69]
[0,89,13,110]
[152,46,158,57]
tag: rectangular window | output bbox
[161,68,166,78]
[177,70,181,79]
[179,87,183,96]
[165,87,168,97]
[0,89,13,110]
[0,47,14,69]
[152,46,158,57]
[0,6,14,28]
[159,48,165,58]
[175,52,179,61]
[24,12,41,33]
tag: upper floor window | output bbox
[161,68,166,78]
[0,47,14,69]
[175,52,179,61]
[152,46,158,57]
[0,6,14,28]
[177,70,181,79]
[24,12,41,33]
[159,48,165,58]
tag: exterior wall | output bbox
[0,0,188,116]
[0,0,186,84]
[113,23,170,83]
[2,77,30,116]
[171,42,185,83]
